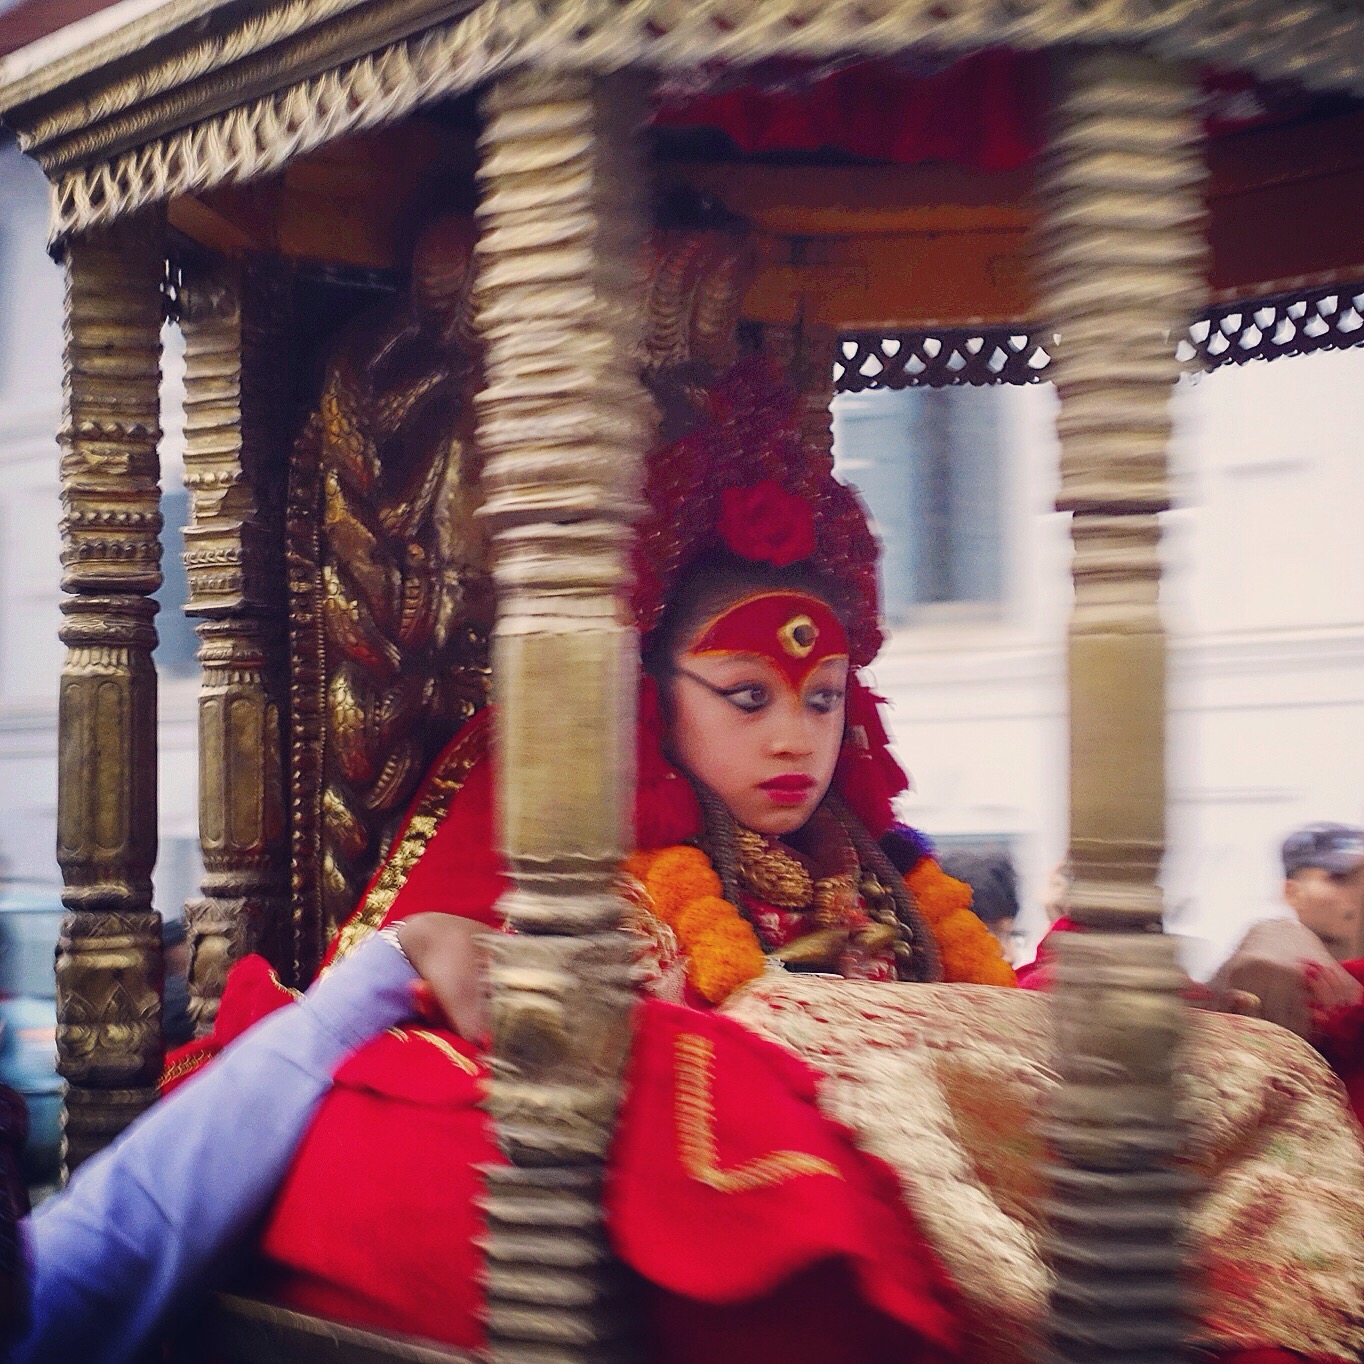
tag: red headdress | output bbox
[633,360,909,845]
[633,361,882,667]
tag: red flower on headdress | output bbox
[717,480,816,567]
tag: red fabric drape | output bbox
[655,51,1045,172]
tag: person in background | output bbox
[936,850,1022,964]
[1212,823,1364,1115]
[1279,822,1364,960]
[1040,859,1070,929]
[1012,859,1071,988]
[161,918,194,1050]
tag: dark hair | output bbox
[936,850,1020,927]
[643,549,852,678]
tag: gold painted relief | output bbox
[288,217,493,978]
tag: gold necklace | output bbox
[734,825,813,908]
[734,816,862,929]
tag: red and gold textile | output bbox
[609,1000,963,1360]
[174,944,1364,1363]
[722,975,1364,1364]
[255,1023,494,1345]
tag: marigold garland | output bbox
[904,856,1018,988]
[626,843,1017,1002]
[625,849,767,1004]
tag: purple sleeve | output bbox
[11,933,417,1364]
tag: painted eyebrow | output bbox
[686,650,770,664]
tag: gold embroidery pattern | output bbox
[723,974,1364,1364]
[265,963,304,1002]
[330,719,490,964]
[161,1049,210,1088]
[673,1032,842,1193]
[386,1025,481,1076]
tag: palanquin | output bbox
[2,1,1364,1359]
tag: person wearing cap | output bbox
[1281,822,1364,960]
[1211,821,1364,1119]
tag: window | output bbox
[832,386,1006,622]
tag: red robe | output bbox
[179,715,963,1358]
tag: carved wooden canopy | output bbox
[2,0,1364,260]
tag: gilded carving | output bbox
[178,257,292,1027]
[1036,49,1206,1362]
[55,212,167,1169]
[758,316,837,475]
[287,218,492,982]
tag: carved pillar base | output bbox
[1044,932,1190,1361]
[54,909,162,1169]
[61,1084,161,1171]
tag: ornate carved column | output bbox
[1037,50,1206,1363]
[474,71,651,1362]
[56,213,167,1169]
[177,258,291,1032]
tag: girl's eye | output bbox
[722,684,769,713]
[807,688,845,716]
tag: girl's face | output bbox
[665,591,849,836]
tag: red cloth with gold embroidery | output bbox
[610,1001,962,1362]
[202,983,968,1356]
[163,722,1339,1364]
[170,721,964,1356]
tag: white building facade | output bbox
[835,347,1364,972]
[0,142,1360,973]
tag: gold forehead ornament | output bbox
[777,614,818,659]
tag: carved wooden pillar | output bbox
[178,258,291,1032]
[1037,50,1206,1363]
[474,71,651,1362]
[56,212,167,1170]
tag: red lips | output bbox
[760,774,815,792]
[759,774,815,805]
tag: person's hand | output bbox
[1186,981,1261,1017]
[1303,958,1364,1030]
[394,913,490,1044]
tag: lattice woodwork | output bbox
[836,329,1053,390]
[1187,283,1364,368]
[834,279,1364,392]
